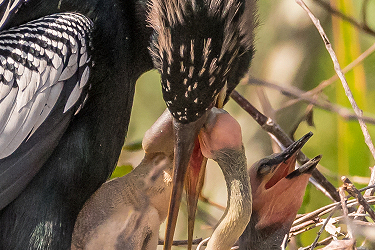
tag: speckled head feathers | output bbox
[147,0,257,123]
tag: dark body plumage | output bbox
[0,0,257,249]
[0,0,153,249]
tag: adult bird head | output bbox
[239,132,322,250]
[146,0,257,248]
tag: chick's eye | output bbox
[258,163,271,176]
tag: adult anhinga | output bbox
[238,133,322,250]
[147,1,256,248]
[71,107,251,250]
[0,0,153,249]
[0,0,256,249]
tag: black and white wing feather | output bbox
[0,12,93,209]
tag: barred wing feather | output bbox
[0,12,93,209]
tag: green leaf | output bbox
[110,164,133,179]
[332,0,369,177]
[122,140,143,151]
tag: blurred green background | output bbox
[113,0,375,248]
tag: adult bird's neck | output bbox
[79,0,153,175]
[51,0,154,197]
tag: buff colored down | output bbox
[71,107,251,250]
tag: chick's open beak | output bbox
[256,132,313,187]
[250,132,322,230]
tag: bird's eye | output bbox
[258,163,271,176]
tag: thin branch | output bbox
[231,90,340,201]
[199,195,226,211]
[313,0,375,37]
[290,219,320,234]
[310,207,337,250]
[158,238,203,246]
[308,42,375,95]
[291,213,370,236]
[313,163,371,185]
[297,0,375,205]
[343,177,375,221]
[359,184,375,193]
[249,78,375,125]
[297,0,375,161]
[338,186,353,238]
[298,236,333,250]
[292,196,375,227]
[357,166,375,216]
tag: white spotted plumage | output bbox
[190,40,194,63]
[148,0,257,123]
[0,12,93,159]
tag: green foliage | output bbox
[123,140,143,151]
[110,164,133,179]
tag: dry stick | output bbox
[291,212,370,236]
[291,224,319,238]
[296,0,375,216]
[342,177,375,221]
[230,90,340,201]
[359,184,375,193]
[310,42,375,94]
[256,87,276,122]
[307,209,361,248]
[358,167,375,216]
[290,219,320,234]
[335,213,369,222]
[272,43,375,121]
[338,186,353,239]
[310,206,338,250]
[312,0,375,37]
[249,78,375,125]
[302,158,371,184]
[290,195,375,245]
[299,236,334,250]
[158,238,203,246]
[199,196,226,211]
[292,196,375,227]
[278,41,375,108]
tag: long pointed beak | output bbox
[257,132,313,179]
[286,155,322,180]
[163,115,207,250]
[272,132,312,164]
[250,132,320,231]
